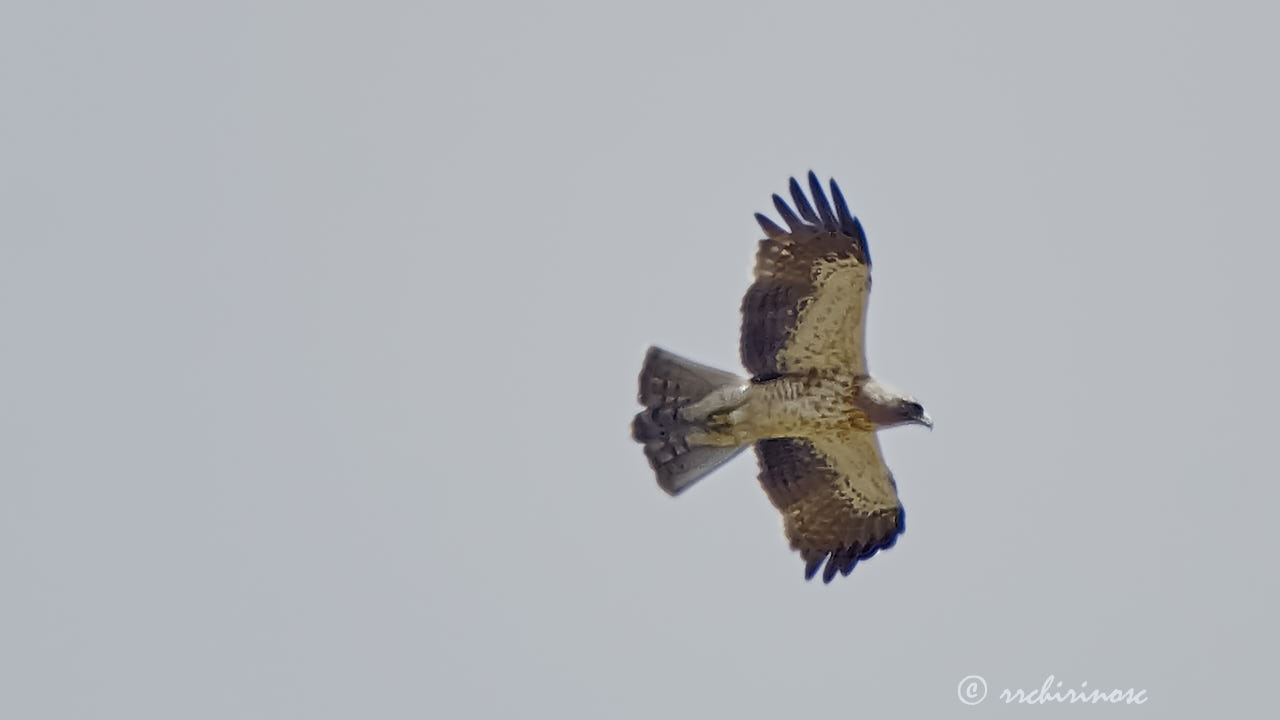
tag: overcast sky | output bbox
[3,1,1278,718]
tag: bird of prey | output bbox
[632,172,931,583]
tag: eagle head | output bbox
[895,398,933,430]
[858,379,933,430]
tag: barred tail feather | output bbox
[632,347,747,495]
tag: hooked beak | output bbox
[917,412,933,430]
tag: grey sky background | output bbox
[3,1,1278,717]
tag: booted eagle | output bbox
[632,173,931,583]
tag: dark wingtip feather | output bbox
[754,212,787,239]
[804,555,825,581]
[853,218,869,264]
[771,194,805,232]
[788,177,819,224]
[808,171,836,231]
[822,558,838,583]
[819,543,849,576]
[829,179,871,264]
[828,179,854,230]
[840,554,859,576]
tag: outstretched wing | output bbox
[755,433,904,583]
[740,172,873,380]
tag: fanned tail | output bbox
[632,346,747,495]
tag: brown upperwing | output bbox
[755,433,904,583]
[740,172,873,380]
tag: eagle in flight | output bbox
[632,173,932,583]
